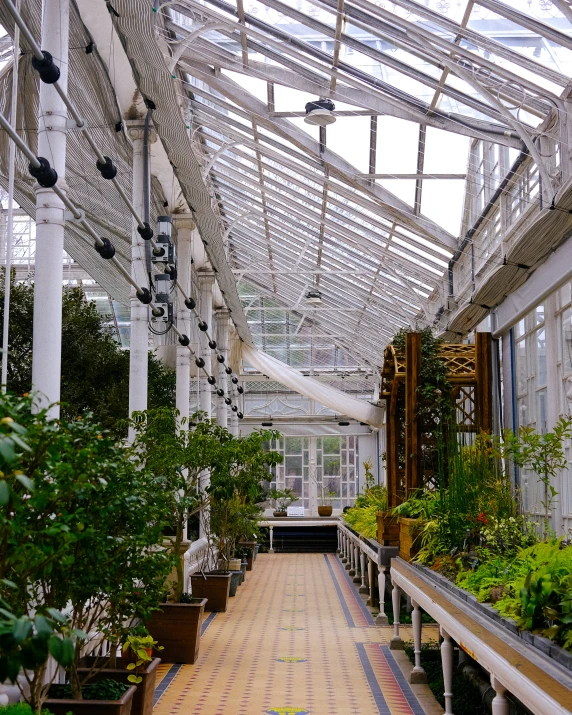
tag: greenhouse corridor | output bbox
[1,0,572,713]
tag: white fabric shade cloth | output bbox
[241,344,384,429]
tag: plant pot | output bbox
[240,541,257,571]
[77,658,159,715]
[273,510,287,517]
[376,510,400,546]
[399,517,424,562]
[191,571,232,611]
[253,544,260,560]
[240,560,247,579]
[229,570,242,596]
[318,505,333,517]
[146,600,207,664]
[45,684,137,715]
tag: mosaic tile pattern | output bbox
[153,553,434,715]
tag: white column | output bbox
[359,552,368,593]
[198,272,214,418]
[173,214,194,423]
[390,584,404,649]
[214,308,230,428]
[229,397,239,436]
[126,120,155,441]
[268,525,274,553]
[410,600,427,683]
[441,627,454,714]
[31,0,70,416]
[353,545,362,583]
[367,558,374,605]
[490,675,510,715]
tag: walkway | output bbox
[153,553,440,715]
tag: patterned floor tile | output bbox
[152,553,437,715]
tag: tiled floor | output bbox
[153,553,440,715]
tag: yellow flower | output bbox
[0,417,13,424]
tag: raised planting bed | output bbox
[391,558,572,715]
[398,517,424,562]
[410,562,572,672]
[190,571,231,611]
[77,657,160,715]
[376,511,400,546]
[146,599,207,664]
[46,682,137,715]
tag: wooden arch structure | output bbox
[380,332,493,508]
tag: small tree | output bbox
[503,416,572,539]
[0,393,172,705]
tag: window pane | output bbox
[563,308,572,374]
[536,329,546,386]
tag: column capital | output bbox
[124,119,157,144]
[198,270,216,285]
[172,213,196,231]
[215,307,231,319]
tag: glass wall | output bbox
[268,435,359,512]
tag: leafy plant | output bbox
[503,417,572,539]
[268,488,297,512]
[343,463,387,538]
[50,680,130,701]
[122,634,163,683]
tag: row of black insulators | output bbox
[27,50,245,420]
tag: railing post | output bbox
[410,599,427,683]
[367,558,375,606]
[490,675,510,715]
[359,551,368,593]
[353,544,361,583]
[441,627,454,714]
[342,533,347,562]
[376,565,389,625]
[337,527,341,554]
[348,540,355,574]
[390,584,404,649]
[269,525,274,554]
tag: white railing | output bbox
[184,536,211,591]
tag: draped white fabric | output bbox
[241,344,384,429]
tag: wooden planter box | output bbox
[398,517,424,561]
[146,600,207,664]
[45,685,137,715]
[77,658,160,715]
[191,571,231,611]
[376,511,400,546]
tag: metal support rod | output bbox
[1,1,19,393]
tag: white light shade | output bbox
[304,109,336,126]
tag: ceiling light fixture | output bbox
[305,288,323,305]
[304,98,336,126]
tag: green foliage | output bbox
[0,704,55,715]
[503,417,572,539]
[122,634,163,683]
[268,488,297,512]
[0,393,172,709]
[0,597,80,688]
[0,280,174,436]
[50,680,130,701]
[343,460,387,538]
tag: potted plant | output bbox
[197,428,282,603]
[0,394,168,714]
[393,491,437,562]
[130,408,225,663]
[268,487,297,517]
[318,481,337,517]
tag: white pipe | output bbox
[215,309,229,428]
[2,1,20,393]
[31,0,70,417]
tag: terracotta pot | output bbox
[376,510,400,546]
[398,517,424,562]
[120,646,153,666]
[45,685,137,715]
[190,571,231,611]
[318,505,333,517]
[77,658,159,715]
[146,600,207,664]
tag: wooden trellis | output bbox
[380,332,493,508]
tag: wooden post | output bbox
[386,380,399,507]
[475,332,493,433]
[405,333,422,496]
